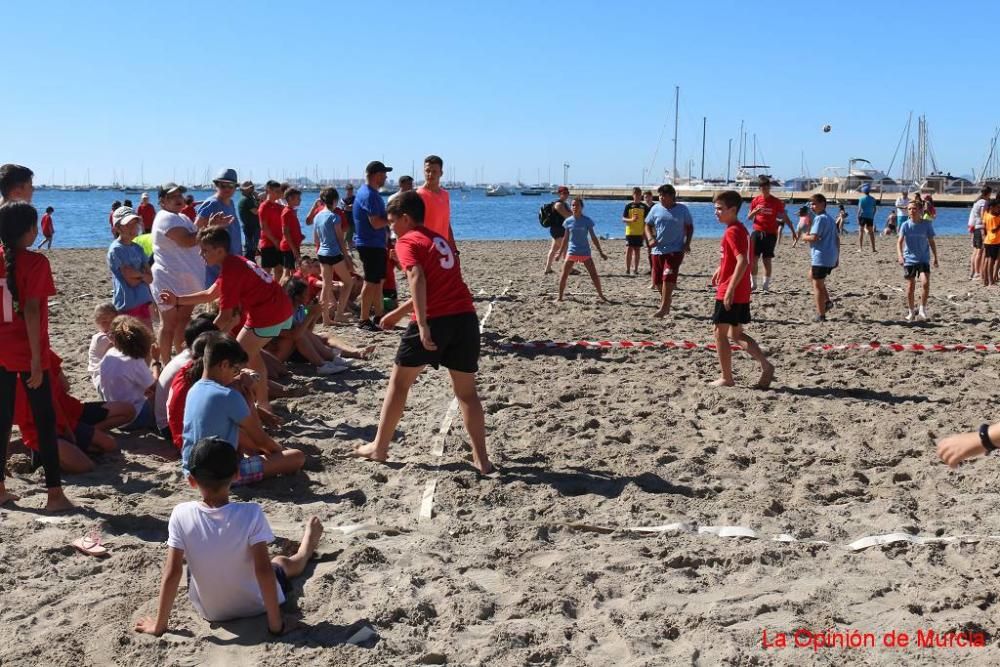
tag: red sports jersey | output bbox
[750,194,786,235]
[167,361,193,450]
[137,202,156,233]
[216,255,293,328]
[716,222,752,304]
[40,213,54,236]
[0,247,56,371]
[394,226,474,320]
[258,199,283,249]
[279,206,303,252]
[180,204,197,222]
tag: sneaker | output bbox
[812,314,826,323]
[916,307,928,321]
[356,318,380,332]
[905,309,915,322]
[750,276,757,291]
[317,361,348,376]
[331,355,354,369]
[761,278,771,292]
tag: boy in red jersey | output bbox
[746,175,796,291]
[353,191,493,475]
[257,180,286,282]
[279,188,304,274]
[158,227,293,413]
[710,191,774,389]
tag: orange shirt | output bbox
[984,211,1000,245]
[418,186,451,240]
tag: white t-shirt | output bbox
[98,347,154,417]
[970,198,987,231]
[152,210,206,299]
[166,501,283,621]
[895,195,908,219]
[88,332,113,391]
[155,349,191,430]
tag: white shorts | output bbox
[152,269,205,312]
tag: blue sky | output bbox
[4,0,996,186]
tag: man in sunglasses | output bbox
[196,168,242,285]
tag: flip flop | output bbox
[72,530,109,558]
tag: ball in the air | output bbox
[822,124,832,133]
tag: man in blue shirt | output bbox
[801,194,839,322]
[353,161,392,331]
[644,184,693,317]
[197,168,242,286]
[856,183,877,253]
[897,199,938,322]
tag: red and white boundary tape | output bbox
[805,342,1000,353]
[500,340,743,351]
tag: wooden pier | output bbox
[566,187,978,208]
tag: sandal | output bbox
[72,528,110,558]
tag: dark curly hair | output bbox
[0,201,39,307]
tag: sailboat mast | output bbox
[700,117,706,181]
[671,86,679,183]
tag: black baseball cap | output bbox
[188,437,239,483]
[158,182,187,198]
[365,160,393,175]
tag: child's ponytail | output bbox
[0,201,39,308]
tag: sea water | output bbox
[27,189,974,249]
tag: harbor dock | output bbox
[567,187,978,207]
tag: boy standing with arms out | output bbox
[800,193,839,322]
[645,184,693,318]
[135,437,320,637]
[710,191,773,388]
[897,199,938,322]
[856,183,877,253]
[621,187,647,276]
[354,192,493,475]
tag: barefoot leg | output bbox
[272,516,324,578]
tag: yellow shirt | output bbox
[623,202,648,236]
[984,211,1000,245]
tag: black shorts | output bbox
[259,246,281,269]
[811,265,834,280]
[973,229,984,249]
[859,217,874,228]
[986,244,1000,260]
[750,231,777,259]
[317,253,344,266]
[395,312,480,373]
[358,247,387,284]
[903,263,930,279]
[712,300,751,326]
[625,235,644,248]
[549,224,566,240]
[73,422,96,453]
[281,250,297,270]
[80,401,109,426]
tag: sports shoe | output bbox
[750,276,757,291]
[905,309,915,322]
[317,361,348,376]
[916,306,928,321]
[357,318,380,332]
[812,314,826,323]
[761,278,771,292]
[331,355,354,369]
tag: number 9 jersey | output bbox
[393,227,474,320]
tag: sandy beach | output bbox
[2,236,1000,665]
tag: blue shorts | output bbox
[234,455,265,486]
[245,316,293,339]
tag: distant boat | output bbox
[379,186,398,197]
[519,185,547,196]
[485,184,512,197]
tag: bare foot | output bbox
[0,488,19,506]
[45,489,76,513]
[302,516,324,556]
[755,362,775,389]
[354,345,377,360]
[710,378,735,387]
[475,460,498,477]
[554,297,564,303]
[653,308,669,318]
[599,296,610,304]
[544,268,554,275]
[352,443,387,463]
[647,284,656,290]
[259,408,285,428]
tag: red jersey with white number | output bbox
[394,226,474,320]
[0,247,56,371]
[750,194,786,234]
[215,255,293,328]
[716,222,752,304]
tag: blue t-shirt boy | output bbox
[900,219,935,266]
[107,239,153,311]
[353,184,387,249]
[563,215,595,256]
[646,202,692,255]
[858,194,877,219]
[181,379,250,475]
[809,213,839,268]
[314,209,344,258]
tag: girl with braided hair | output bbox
[0,201,74,511]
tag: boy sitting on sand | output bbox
[709,191,774,389]
[353,191,493,475]
[135,437,323,636]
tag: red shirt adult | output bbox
[0,248,56,371]
[279,206,303,252]
[750,194,786,235]
[716,222,752,304]
[258,199,283,249]
[394,226,474,320]
[40,213,54,237]
[167,361,193,449]
[137,202,156,233]
[417,186,451,240]
[216,255,293,328]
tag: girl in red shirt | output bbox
[0,201,73,511]
[36,206,54,250]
